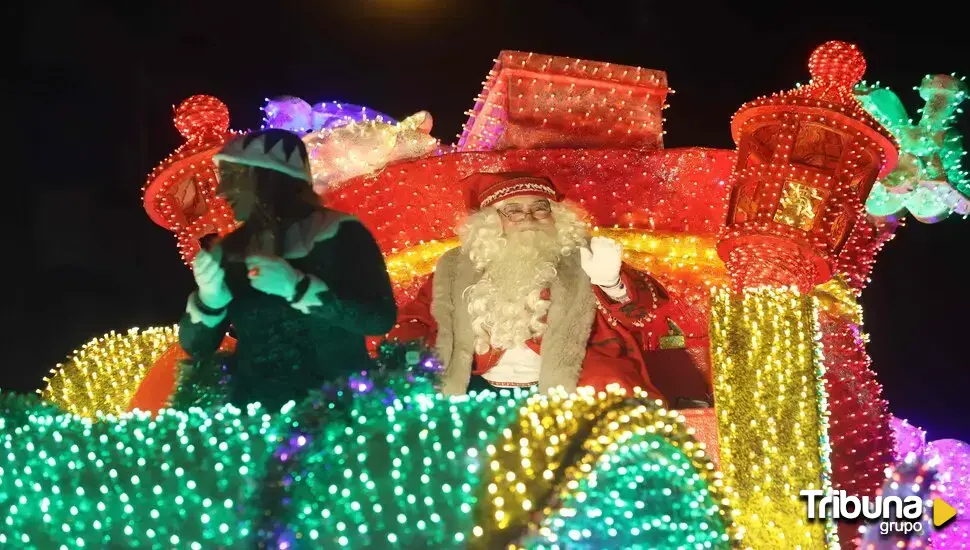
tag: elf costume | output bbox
[177,129,397,410]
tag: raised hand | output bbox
[193,247,232,309]
[579,236,623,287]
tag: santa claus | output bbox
[389,171,707,403]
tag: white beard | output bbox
[464,229,562,354]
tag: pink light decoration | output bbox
[891,415,928,461]
[927,439,970,518]
[932,521,969,549]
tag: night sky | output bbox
[11,1,969,440]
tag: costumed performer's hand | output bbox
[580,236,623,287]
[193,247,232,309]
[245,255,304,300]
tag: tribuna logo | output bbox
[800,490,925,534]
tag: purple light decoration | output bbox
[261,96,313,132]
[273,432,311,463]
[381,389,398,407]
[348,373,374,394]
[261,96,395,134]
[892,416,928,461]
[274,529,296,550]
[311,101,395,130]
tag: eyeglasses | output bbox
[496,200,552,222]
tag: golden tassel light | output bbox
[710,287,835,548]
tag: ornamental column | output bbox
[710,41,899,549]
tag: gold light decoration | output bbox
[710,287,835,548]
[773,181,826,231]
[40,326,179,419]
[384,239,459,288]
[468,386,741,549]
[383,228,729,294]
[812,275,862,326]
[383,229,869,303]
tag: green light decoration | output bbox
[0,342,738,549]
[855,74,969,223]
[0,395,275,549]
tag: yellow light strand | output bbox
[40,326,179,419]
[383,229,730,293]
[469,386,742,549]
[710,287,835,548]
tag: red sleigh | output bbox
[130,45,901,474]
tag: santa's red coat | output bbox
[389,264,710,404]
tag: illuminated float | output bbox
[3,41,968,549]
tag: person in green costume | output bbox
[177,128,397,410]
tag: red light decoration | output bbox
[833,212,902,292]
[143,95,240,265]
[815,278,896,548]
[323,147,735,314]
[457,51,669,152]
[127,335,237,415]
[718,41,899,292]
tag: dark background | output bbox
[10,1,969,440]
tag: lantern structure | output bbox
[717,41,899,292]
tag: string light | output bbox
[710,286,834,548]
[859,454,937,548]
[302,111,439,195]
[382,229,728,308]
[261,96,396,134]
[456,51,668,152]
[142,95,240,266]
[0,393,275,549]
[468,387,738,549]
[891,417,928,461]
[815,276,895,547]
[2,350,737,548]
[831,211,900,292]
[927,439,970,524]
[39,327,180,419]
[59,42,962,550]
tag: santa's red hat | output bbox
[462,171,565,211]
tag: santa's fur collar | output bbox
[431,247,597,394]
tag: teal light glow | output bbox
[855,74,969,223]
[1,345,734,548]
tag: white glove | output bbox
[245,255,304,300]
[193,247,232,309]
[580,236,623,287]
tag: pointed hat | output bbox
[213,128,312,182]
